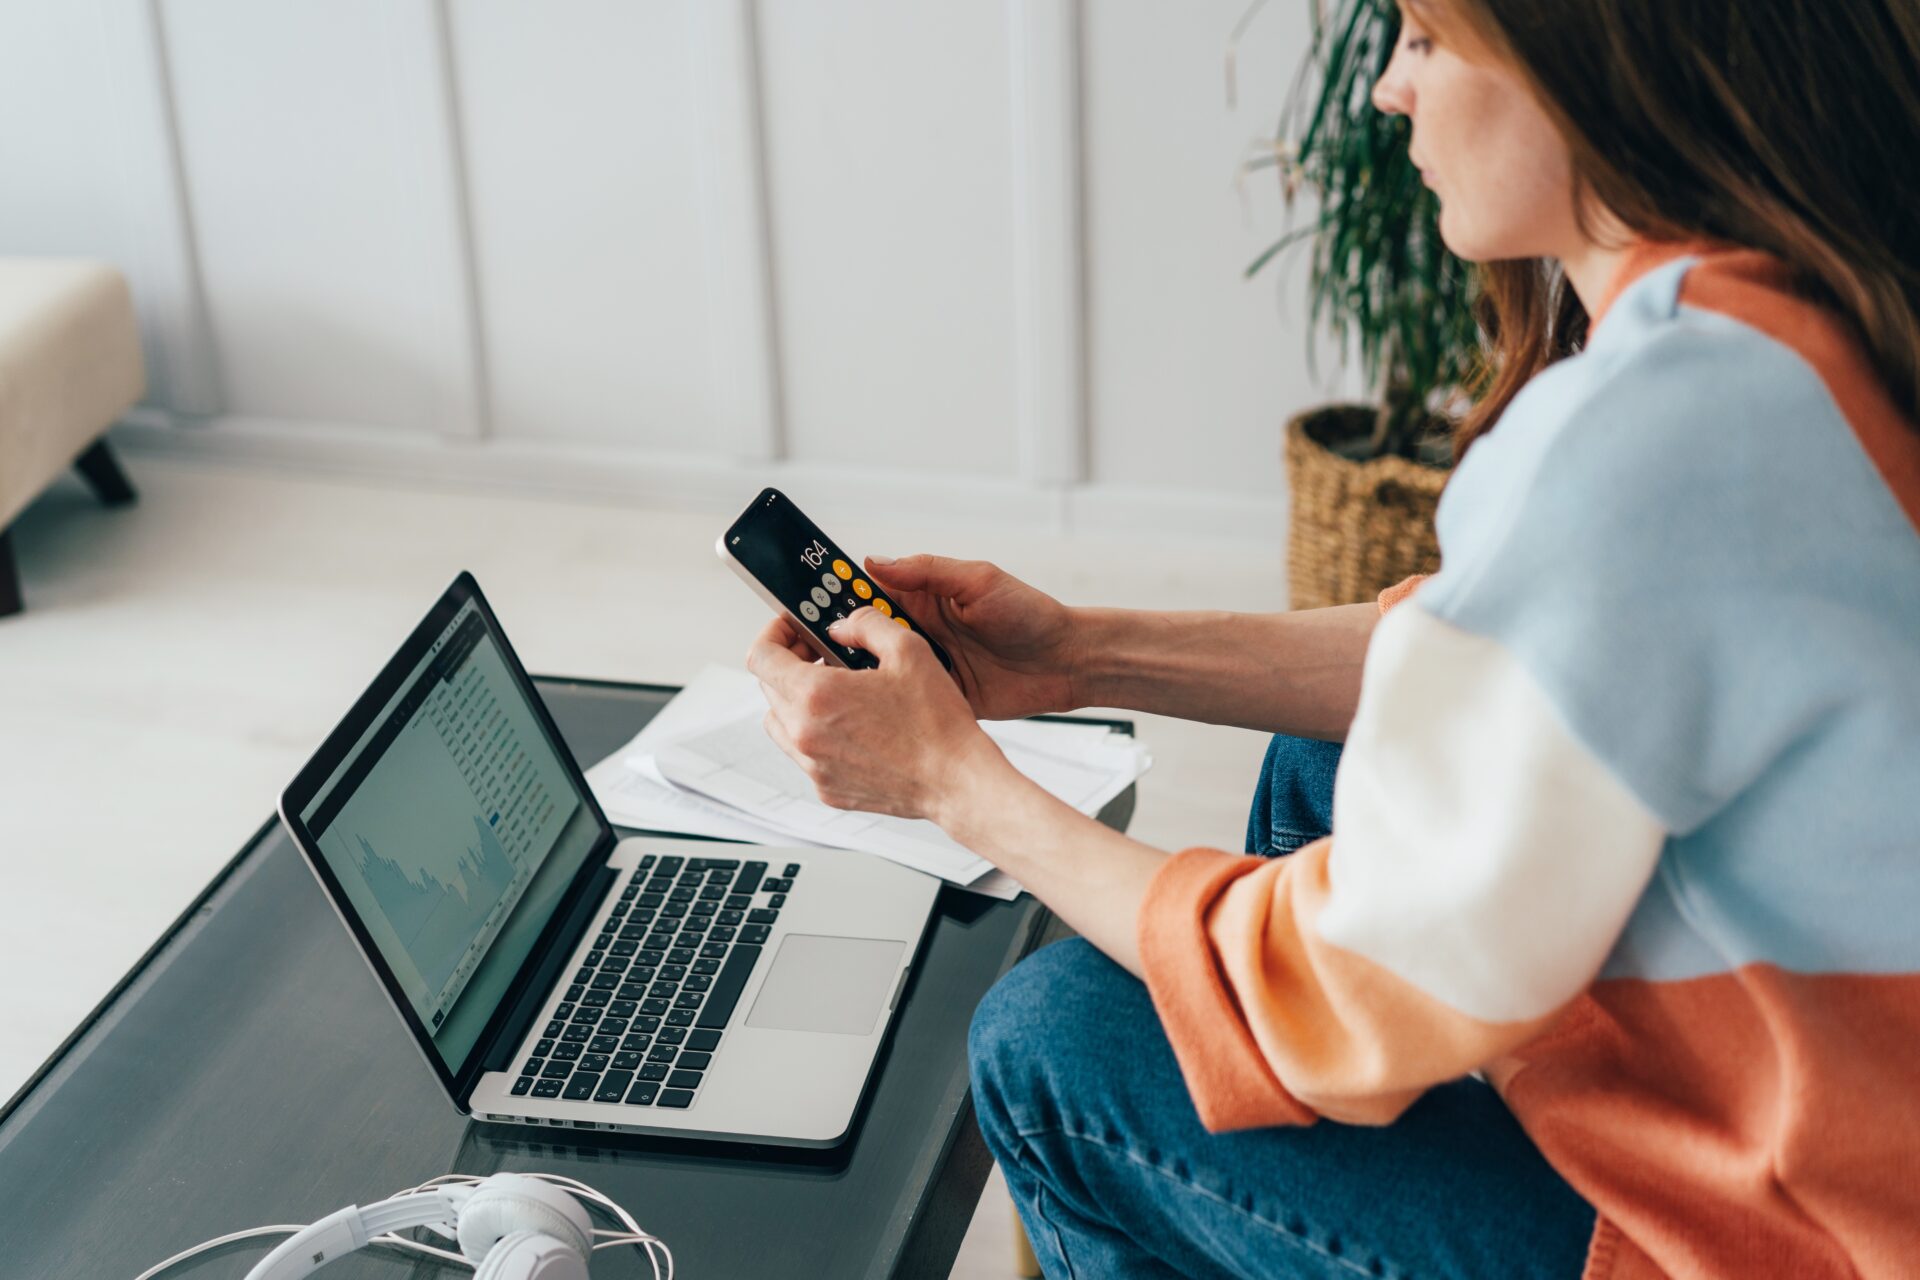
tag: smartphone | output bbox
[718,487,954,673]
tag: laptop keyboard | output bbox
[509,852,799,1111]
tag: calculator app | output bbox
[724,489,952,672]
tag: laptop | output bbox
[278,572,939,1146]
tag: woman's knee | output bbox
[968,938,1148,1141]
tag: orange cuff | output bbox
[1138,848,1318,1131]
[1376,573,1431,615]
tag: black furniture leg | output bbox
[0,527,21,618]
[73,439,137,507]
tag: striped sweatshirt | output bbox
[1138,242,1920,1279]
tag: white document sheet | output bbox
[584,665,1149,900]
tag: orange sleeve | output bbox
[1136,848,1318,1130]
[1376,573,1430,614]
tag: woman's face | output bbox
[1371,2,1580,262]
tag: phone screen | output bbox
[723,488,953,672]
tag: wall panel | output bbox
[160,0,482,436]
[756,0,1023,477]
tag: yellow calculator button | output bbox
[851,578,872,599]
[895,616,911,628]
[873,598,892,617]
[831,559,853,580]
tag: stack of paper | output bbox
[583,666,1151,899]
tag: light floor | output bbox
[0,455,1287,1276]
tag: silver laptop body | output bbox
[278,573,939,1150]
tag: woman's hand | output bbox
[748,606,1004,824]
[862,554,1080,720]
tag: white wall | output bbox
[0,0,1339,541]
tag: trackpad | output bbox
[746,935,906,1036]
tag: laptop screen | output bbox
[292,590,605,1076]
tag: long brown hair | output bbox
[1422,0,1920,458]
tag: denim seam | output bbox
[1030,1182,1082,1280]
[1016,1122,1391,1280]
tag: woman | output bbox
[747,0,1920,1274]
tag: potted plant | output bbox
[1241,0,1482,609]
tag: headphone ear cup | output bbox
[457,1174,594,1263]
[470,1229,591,1280]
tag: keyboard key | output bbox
[740,924,771,945]
[768,893,787,908]
[589,1036,620,1054]
[543,1020,565,1038]
[639,950,666,966]
[639,854,656,870]
[685,974,712,992]
[618,985,649,1003]
[657,856,683,877]
[668,947,695,965]
[563,1073,600,1101]
[660,964,687,981]
[709,925,737,943]
[613,1051,644,1070]
[718,909,744,926]
[692,900,718,916]
[763,877,793,893]
[697,943,763,1030]
[571,972,590,989]
[647,1045,678,1063]
[650,981,678,999]
[541,1061,572,1080]
[657,1026,687,1046]
[725,894,751,911]
[693,958,721,975]
[698,885,727,901]
[552,1042,582,1061]
[586,950,605,967]
[554,1002,575,1019]
[660,902,687,919]
[638,893,664,909]
[595,1071,633,1103]
[687,1029,722,1053]
[590,973,621,991]
[618,924,649,941]
[621,1034,653,1053]
[678,1052,712,1072]
[658,1089,695,1109]
[609,1000,638,1017]
[534,1038,555,1056]
[562,1025,592,1043]
[511,1077,533,1096]
[581,1052,611,1072]
[610,940,638,957]
[599,1017,629,1036]
[533,1080,564,1099]
[640,999,670,1016]
[522,1057,545,1075]
[747,908,779,924]
[666,1009,694,1027]
[602,955,629,973]
[639,1063,669,1082]
[674,992,704,1010]
[608,899,628,916]
[583,987,612,1005]
[667,1069,704,1090]
[621,885,639,901]
[733,862,768,896]
[784,862,802,877]
[572,1005,602,1023]
[625,1081,659,1106]
[636,1015,662,1033]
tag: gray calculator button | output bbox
[798,600,821,622]
[810,585,832,608]
[821,572,842,594]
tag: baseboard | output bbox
[110,410,1289,546]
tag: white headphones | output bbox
[135,1172,670,1280]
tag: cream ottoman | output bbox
[0,258,147,616]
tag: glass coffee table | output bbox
[0,676,1132,1278]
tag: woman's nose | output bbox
[1372,53,1411,116]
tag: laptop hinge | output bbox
[476,863,617,1076]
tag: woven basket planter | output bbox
[1285,405,1448,611]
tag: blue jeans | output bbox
[969,734,1596,1278]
